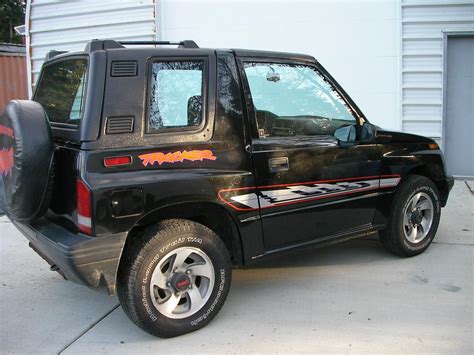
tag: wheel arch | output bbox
[375,162,444,228]
[382,149,446,192]
[122,201,245,267]
[403,164,450,206]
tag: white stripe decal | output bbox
[258,180,380,207]
[222,176,401,210]
[231,194,260,209]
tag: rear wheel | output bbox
[379,175,441,257]
[117,219,231,338]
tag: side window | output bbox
[243,62,356,138]
[34,58,87,126]
[149,61,204,131]
[69,76,86,121]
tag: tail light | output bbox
[76,180,92,235]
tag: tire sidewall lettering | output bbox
[190,268,226,327]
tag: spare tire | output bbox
[0,100,54,222]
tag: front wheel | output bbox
[117,219,232,338]
[379,175,441,257]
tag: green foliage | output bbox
[0,0,26,44]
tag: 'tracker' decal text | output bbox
[139,150,217,167]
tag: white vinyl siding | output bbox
[401,0,474,146]
[26,0,157,95]
[160,0,401,131]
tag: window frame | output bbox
[237,57,364,141]
[145,57,209,135]
[33,55,89,130]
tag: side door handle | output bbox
[268,157,289,173]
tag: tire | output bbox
[117,219,232,338]
[379,175,441,257]
[0,100,54,222]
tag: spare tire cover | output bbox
[0,100,54,222]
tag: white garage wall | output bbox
[401,0,474,146]
[26,0,157,95]
[159,0,401,130]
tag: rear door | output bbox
[237,58,382,250]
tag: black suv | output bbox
[0,40,454,338]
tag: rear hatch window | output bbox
[34,58,87,127]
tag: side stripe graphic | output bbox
[218,175,401,211]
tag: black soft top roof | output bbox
[44,39,316,64]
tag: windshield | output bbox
[34,58,87,126]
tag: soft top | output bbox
[43,39,316,64]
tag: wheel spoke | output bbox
[190,263,213,279]
[403,210,411,228]
[407,225,418,243]
[160,293,181,314]
[411,193,422,210]
[187,286,204,314]
[171,249,194,270]
[150,270,168,289]
[417,199,431,211]
[420,217,430,234]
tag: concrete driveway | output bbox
[1,181,472,354]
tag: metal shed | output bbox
[0,44,28,112]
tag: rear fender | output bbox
[126,201,245,266]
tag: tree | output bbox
[0,0,26,44]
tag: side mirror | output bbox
[360,122,376,142]
[334,124,356,146]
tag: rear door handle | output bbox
[268,157,289,173]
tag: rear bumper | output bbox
[12,217,127,295]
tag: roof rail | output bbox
[83,39,200,54]
[45,50,68,60]
[118,40,199,48]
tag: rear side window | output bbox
[34,58,87,126]
[149,61,204,132]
